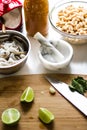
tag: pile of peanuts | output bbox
[56,5,87,35]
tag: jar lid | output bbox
[2,0,11,4]
[0,0,22,16]
[0,0,22,31]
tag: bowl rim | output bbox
[49,0,87,39]
[0,30,31,69]
[38,39,73,66]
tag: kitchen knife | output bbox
[45,76,87,116]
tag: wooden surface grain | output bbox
[0,74,87,130]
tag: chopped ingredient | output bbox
[38,107,54,124]
[49,86,56,94]
[20,87,34,103]
[41,91,44,94]
[1,108,21,125]
[0,38,26,66]
[69,76,87,95]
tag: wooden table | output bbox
[0,74,87,130]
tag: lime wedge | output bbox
[1,108,20,125]
[39,107,54,124]
[20,87,34,103]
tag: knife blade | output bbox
[45,76,87,116]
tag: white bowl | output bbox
[38,39,73,71]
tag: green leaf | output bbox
[69,85,76,92]
[71,79,84,95]
[69,76,87,95]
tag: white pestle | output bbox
[34,32,64,62]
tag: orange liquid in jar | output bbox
[24,0,49,36]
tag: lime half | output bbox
[20,87,34,103]
[1,108,21,125]
[39,107,54,124]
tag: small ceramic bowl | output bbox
[38,39,73,71]
[49,0,87,44]
[0,30,31,74]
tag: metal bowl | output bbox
[0,30,31,74]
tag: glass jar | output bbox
[24,0,49,36]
